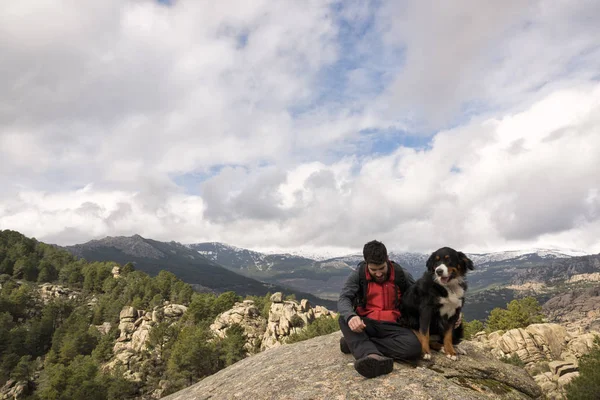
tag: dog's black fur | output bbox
[399,247,474,360]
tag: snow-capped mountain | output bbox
[185,242,594,299]
[187,242,315,273]
[187,243,590,275]
[467,248,589,266]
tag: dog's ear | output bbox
[426,252,436,271]
[458,252,474,271]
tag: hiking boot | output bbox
[339,337,351,354]
[354,354,394,378]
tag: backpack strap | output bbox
[390,261,408,292]
[390,261,408,310]
[355,261,368,308]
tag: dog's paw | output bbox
[422,353,431,360]
[441,347,459,360]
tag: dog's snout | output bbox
[435,268,444,276]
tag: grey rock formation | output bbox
[543,285,600,332]
[162,331,542,400]
[471,323,600,399]
[38,283,79,303]
[209,293,338,353]
[0,380,29,400]
[210,300,266,353]
[260,292,337,350]
[106,303,188,380]
[511,254,600,285]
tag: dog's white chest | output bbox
[438,283,464,318]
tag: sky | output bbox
[1,0,600,256]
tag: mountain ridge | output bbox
[64,235,337,310]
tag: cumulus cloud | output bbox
[1,0,599,256]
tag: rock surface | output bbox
[0,380,29,400]
[162,331,542,400]
[38,283,79,303]
[260,292,337,350]
[543,285,600,332]
[472,323,599,399]
[208,293,338,353]
[106,302,188,378]
[210,300,266,353]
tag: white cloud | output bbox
[1,0,600,256]
[373,0,600,129]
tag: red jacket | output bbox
[355,262,401,322]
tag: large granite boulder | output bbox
[162,331,542,400]
[210,300,266,353]
[260,292,337,351]
[106,303,187,379]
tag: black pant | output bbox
[339,315,422,361]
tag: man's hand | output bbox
[348,316,367,333]
[455,312,463,328]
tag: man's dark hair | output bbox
[363,240,388,264]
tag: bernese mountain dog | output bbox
[400,247,474,361]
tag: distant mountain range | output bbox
[187,242,592,300]
[64,235,337,310]
[65,235,600,321]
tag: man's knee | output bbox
[405,335,422,360]
[397,330,422,360]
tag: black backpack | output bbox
[354,260,410,309]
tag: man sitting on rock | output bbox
[338,240,422,378]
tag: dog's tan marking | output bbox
[414,329,431,360]
[443,327,457,360]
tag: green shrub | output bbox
[289,315,304,328]
[286,316,339,344]
[500,353,525,367]
[528,361,550,376]
[485,297,544,333]
[565,337,600,400]
[463,319,484,340]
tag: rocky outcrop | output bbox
[543,285,600,332]
[106,302,187,381]
[471,323,599,399]
[0,380,29,400]
[38,283,79,303]
[162,331,542,400]
[260,292,337,350]
[567,272,600,283]
[210,300,266,353]
[208,292,338,352]
[505,282,546,293]
[532,360,579,399]
[511,254,600,286]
